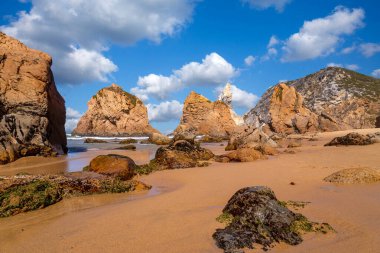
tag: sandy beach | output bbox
[0,128,379,253]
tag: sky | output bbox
[1,0,379,134]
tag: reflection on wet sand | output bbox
[0,141,159,176]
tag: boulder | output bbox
[199,135,225,143]
[226,126,277,151]
[174,91,237,138]
[215,148,266,163]
[324,167,380,184]
[154,135,214,169]
[119,139,138,144]
[0,32,67,164]
[324,132,375,146]
[87,154,136,180]
[116,145,136,150]
[148,133,171,145]
[72,84,158,137]
[213,186,333,252]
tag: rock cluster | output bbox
[0,173,150,217]
[0,32,67,164]
[174,91,237,138]
[154,134,214,169]
[213,186,333,252]
[324,132,376,146]
[324,167,380,184]
[147,132,171,145]
[72,84,158,137]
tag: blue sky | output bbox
[1,0,379,134]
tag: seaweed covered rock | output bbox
[0,173,150,217]
[84,138,108,144]
[213,186,332,252]
[325,132,376,146]
[87,154,136,180]
[324,167,380,184]
[119,139,138,144]
[154,135,214,169]
[116,145,136,150]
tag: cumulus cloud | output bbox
[1,0,195,84]
[267,35,279,48]
[147,100,183,122]
[327,63,359,71]
[341,45,356,54]
[65,107,82,133]
[372,69,380,78]
[216,85,259,110]
[244,55,256,66]
[359,43,380,57]
[132,53,238,101]
[282,7,365,62]
[242,0,292,12]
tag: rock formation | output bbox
[289,67,380,129]
[213,186,333,252]
[218,83,244,126]
[174,91,237,138]
[72,84,158,136]
[324,167,380,184]
[86,154,137,180]
[0,32,67,164]
[245,83,336,135]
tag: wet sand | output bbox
[0,129,379,253]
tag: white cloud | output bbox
[282,7,365,62]
[346,64,359,71]
[327,63,359,71]
[261,47,278,61]
[267,35,279,48]
[341,45,356,54]
[359,43,380,57]
[244,55,256,66]
[242,0,292,12]
[175,53,237,86]
[132,52,237,101]
[1,0,195,84]
[216,85,259,110]
[147,100,183,122]
[65,107,82,133]
[372,69,380,78]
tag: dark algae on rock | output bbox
[213,186,333,252]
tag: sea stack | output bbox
[0,32,67,164]
[218,83,244,126]
[72,84,158,136]
[174,91,237,138]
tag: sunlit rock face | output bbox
[0,32,67,164]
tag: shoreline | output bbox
[0,129,379,252]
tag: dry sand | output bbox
[0,129,379,253]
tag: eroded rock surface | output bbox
[0,32,67,164]
[226,126,278,151]
[87,154,137,180]
[72,84,158,137]
[174,91,237,138]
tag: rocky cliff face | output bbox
[0,32,67,164]
[244,83,342,134]
[72,84,158,136]
[174,91,237,138]
[288,67,380,129]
